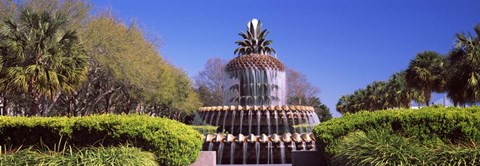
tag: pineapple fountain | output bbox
[194,19,321,164]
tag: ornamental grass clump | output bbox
[331,130,480,166]
[0,146,157,166]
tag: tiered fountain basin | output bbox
[196,105,320,164]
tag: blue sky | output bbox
[92,0,480,117]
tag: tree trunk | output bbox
[424,89,431,106]
[42,92,61,116]
[0,93,4,115]
[30,91,41,116]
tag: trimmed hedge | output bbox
[191,125,218,135]
[313,107,480,150]
[0,114,203,166]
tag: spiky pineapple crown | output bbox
[234,19,276,56]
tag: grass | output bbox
[331,129,480,166]
[0,145,158,166]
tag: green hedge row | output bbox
[0,114,203,166]
[313,107,480,150]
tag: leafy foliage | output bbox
[0,1,201,121]
[191,125,218,135]
[331,130,480,166]
[337,72,422,114]
[406,51,446,106]
[288,96,332,122]
[0,114,203,166]
[0,146,157,166]
[0,8,88,115]
[446,24,480,106]
[313,107,480,151]
[234,19,276,56]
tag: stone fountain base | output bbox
[195,105,320,164]
[203,133,316,164]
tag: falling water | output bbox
[216,111,222,127]
[243,142,248,164]
[280,142,286,164]
[239,110,244,135]
[282,110,289,134]
[313,112,321,124]
[296,111,304,133]
[209,111,215,125]
[257,111,261,135]
[274,110,279,134]
[248,110,253,134]
[198,112,205,123]
[222,111,229,133]
[198,46,326,164]
[304,112,310,132]
[231,111,236,134]
[266,110,271,135]
[311,141,316,151]
[268,142,273,164]
[218,142,225,164]
[291,142,296,151]
[230,143,236,164]
[255,142,260,164]
[204,112,210,125]
[306,112,314,132]
[208,142,214,151]
[290,110,297,133]
[224,69,286,106]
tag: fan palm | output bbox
[0,9,87,115]
[386,71,423,108]
[234,19,276,56]
[446,24,480,106]
[336,95,352,114]
[406,51,445,106]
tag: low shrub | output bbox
[0,114,203,166]
[191,125,218,135]
[331,130,480,166]
[0,146,157,166]
[313,107,480,150]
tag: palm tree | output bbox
[336,95,352,114]
[234,19,276,56]
[386,71,423,108]
[0,9,88,115]
[406,51,446,106]
[446,24,480,106]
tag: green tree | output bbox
[386,71,423,108]
[406,51,446,106]
[0,9,87,115]
[336,72,424,114]
[446,24,480,106]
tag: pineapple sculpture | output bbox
[225,19,286,106]
[196,19,320,164]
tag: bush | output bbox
[0,146,157,166]
[313,107,480,150]
[0,114,203,166]
[331,130,480,166]
[191,125,218,135]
